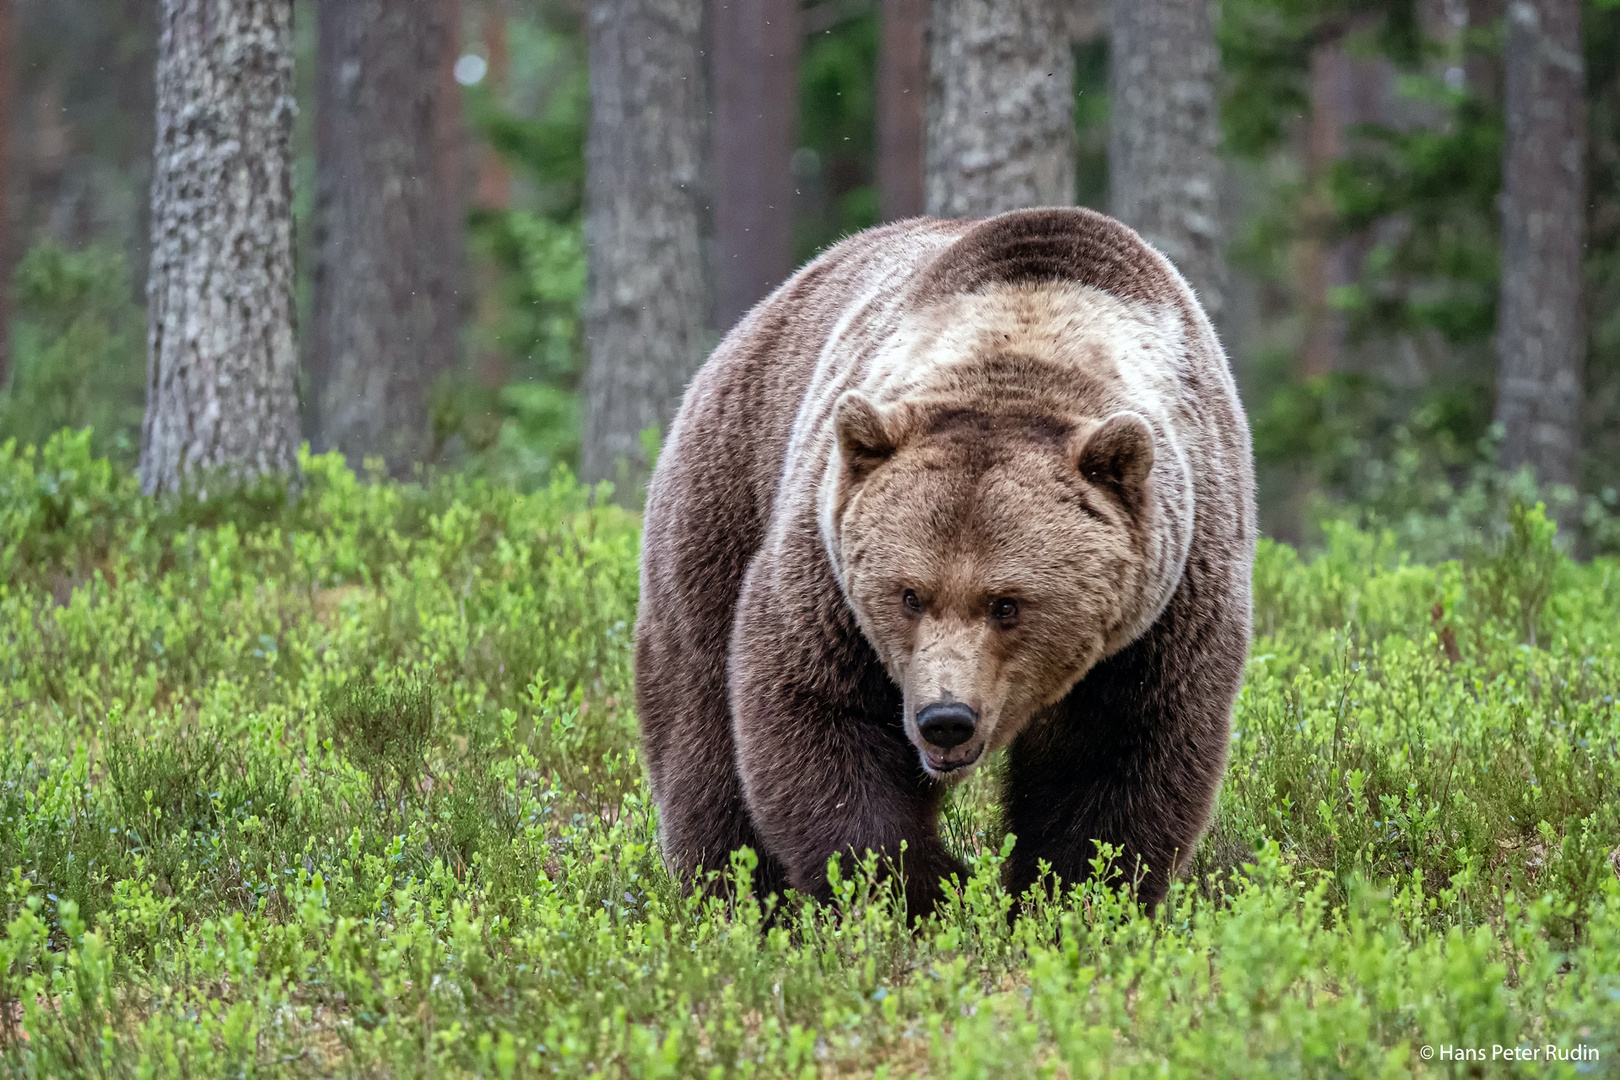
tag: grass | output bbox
[0,427,1617,1077]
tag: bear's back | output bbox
[643,207,1242,608]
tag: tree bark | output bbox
[0,0,16,391]
[140,0,298,495]
[1109,0,1225,321]
[437,0,470,237]
[1299,29,1389,378]
[476,0,512,211]
[309,0,464,474]
[710,0,798,330]
[1495,0,1585,488]
[925,0,1072,218]
[580,0,710,494]
[877,0,928,221]
[473,0,512,391]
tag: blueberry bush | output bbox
[0,429,1616,1077]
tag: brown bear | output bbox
[635,208,1254,916]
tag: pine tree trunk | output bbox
[580,0,710,493]
[925,0,1072,218]
[309,0,464,475]
[140,0,299,495]
[1495,0,1585,488]
[436,0,470,240]
[711,0,798,329]
[0,0,14,392]
[473,0,512,390]
[1109,0,1224,321]
[476,0,512,211]
[1299,28,1389,378]
[877,0,929,221]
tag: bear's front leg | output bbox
[1001,579,1243,910]
[728,557,965,919]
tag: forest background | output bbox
[0,0,1617,549]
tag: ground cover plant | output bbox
[0,429,1617,1078]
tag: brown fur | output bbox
[635,208,1255,915]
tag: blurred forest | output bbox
[0,0,1617,548]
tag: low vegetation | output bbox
[0,429,1616,1077]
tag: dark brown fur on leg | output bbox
[728,529,967,917]
[636,375,790,899]
[1001,552,1247,910]
[637,561,789,897]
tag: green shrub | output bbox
[0,242,146,463]
[323,675,438,800]
[0,431,1616,1076]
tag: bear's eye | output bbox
[902,589,923,615]
[989,597,1019,624]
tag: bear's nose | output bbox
[916,701,978,748]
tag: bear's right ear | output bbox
[835,391,906,479]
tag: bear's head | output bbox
[832,390,1158,779]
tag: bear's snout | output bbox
[916,700,978,748]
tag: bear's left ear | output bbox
[1074,411,1155,510]
[835,391,910,479]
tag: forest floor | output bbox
[1,429,1618,1077]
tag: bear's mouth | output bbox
[921,742,984,776]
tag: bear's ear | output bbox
[1074,411,1155,510]
[835,392,908,479]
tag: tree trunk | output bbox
[580,0,710,494]
[1109,0,1224,321]
[877,0,928,221]
[925,0,1072,218]
[472,0,512,391]
[140,0,298,495]
[1495,0,1585,489]
[710,0,798,330]
[0,0,16,391]
[309,0,464,475]
[437,0,469,239]
[1299,29,1389,378]
[476,0,512,211]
